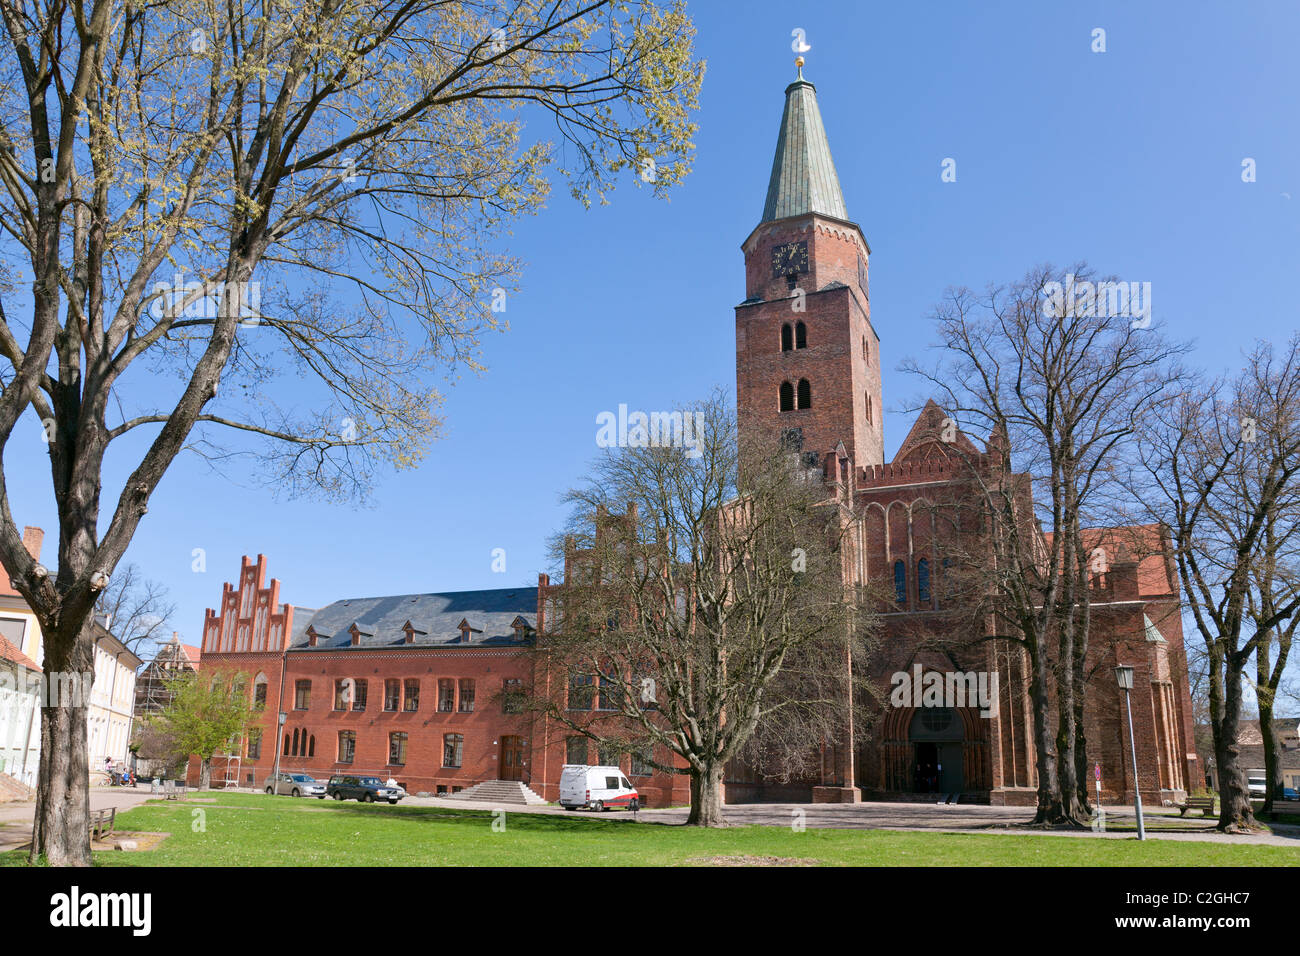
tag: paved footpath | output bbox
[0,787,157,853]
[402,794,1300,848]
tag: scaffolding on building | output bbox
[134,632,200,719]
[216,753,241,790]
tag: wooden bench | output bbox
[1178,796,1215,817]
[89,807,116,840]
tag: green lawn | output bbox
[3,793,1297,866]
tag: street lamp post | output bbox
[270,711,287,791]
[1114,665,1145,841]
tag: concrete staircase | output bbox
[447,779,548,806]
[0,773,34,803]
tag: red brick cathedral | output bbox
[194,70,1198,808]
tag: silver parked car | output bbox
[266,772,327,798]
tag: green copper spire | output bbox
[761,71,848,223]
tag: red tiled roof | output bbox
[0,632,40,672]
[1046,524,1174,598]
[180,644,202,664]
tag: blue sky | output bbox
[7,1,1299,654]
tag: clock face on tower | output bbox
[770,240,809,278]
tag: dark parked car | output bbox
[326,774,404,804]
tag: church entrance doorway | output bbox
[909,708,963,793]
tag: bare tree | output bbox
[530,391,876,826]
[94,563,175,657]
[1249,491,1299,815]
[0,0,703,864]
[1133,336,1300,831]
[904,263,1185,825]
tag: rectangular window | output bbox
[404,679,420,712]
[503,678,524,714]
[568,673,593,711]
[389,732,408,766]
[631,747,652,776]
[566,736,588,765]
[294,679,311,710]
[0,617,27,648]
[438,678,455,713]
[384,679,400,712]
[247,728,263,761]
[597,674,623,711]
[353,679,368,712]
[598,743,618,766]
[458,679,475,713]
[443,733,463,768]
[333,679,351,711]
[338,731,356,764]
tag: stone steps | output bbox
[447,779,548,805]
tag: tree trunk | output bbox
[1258,697,1278,816]
[1213,655,1258,832]
[199,758,212,791]
[1027,642,1066,824]
[685,764,726,827]
[28,617,95,866]
[1256,637,1280,815]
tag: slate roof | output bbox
[762,78,849,223]
[291,588,538,649]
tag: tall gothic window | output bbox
[795,321,807,349]
[781,323,793,352]
[917,558,931,604]
[797,378,811,410]
[779,381,795,412]
[893,560,907,604]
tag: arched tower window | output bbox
[779,381,795,412]
[863,336,869,362]
[797,379,811,410]
[291,728,300,756]
[917,558,931,604]
[781,323,793,352]
[308,735,316,758]
[795,321,807,349]
[865,392,872,424]
[893,560,907,604]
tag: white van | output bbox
[559,764,640,811]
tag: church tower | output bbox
[735,63,883,471]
